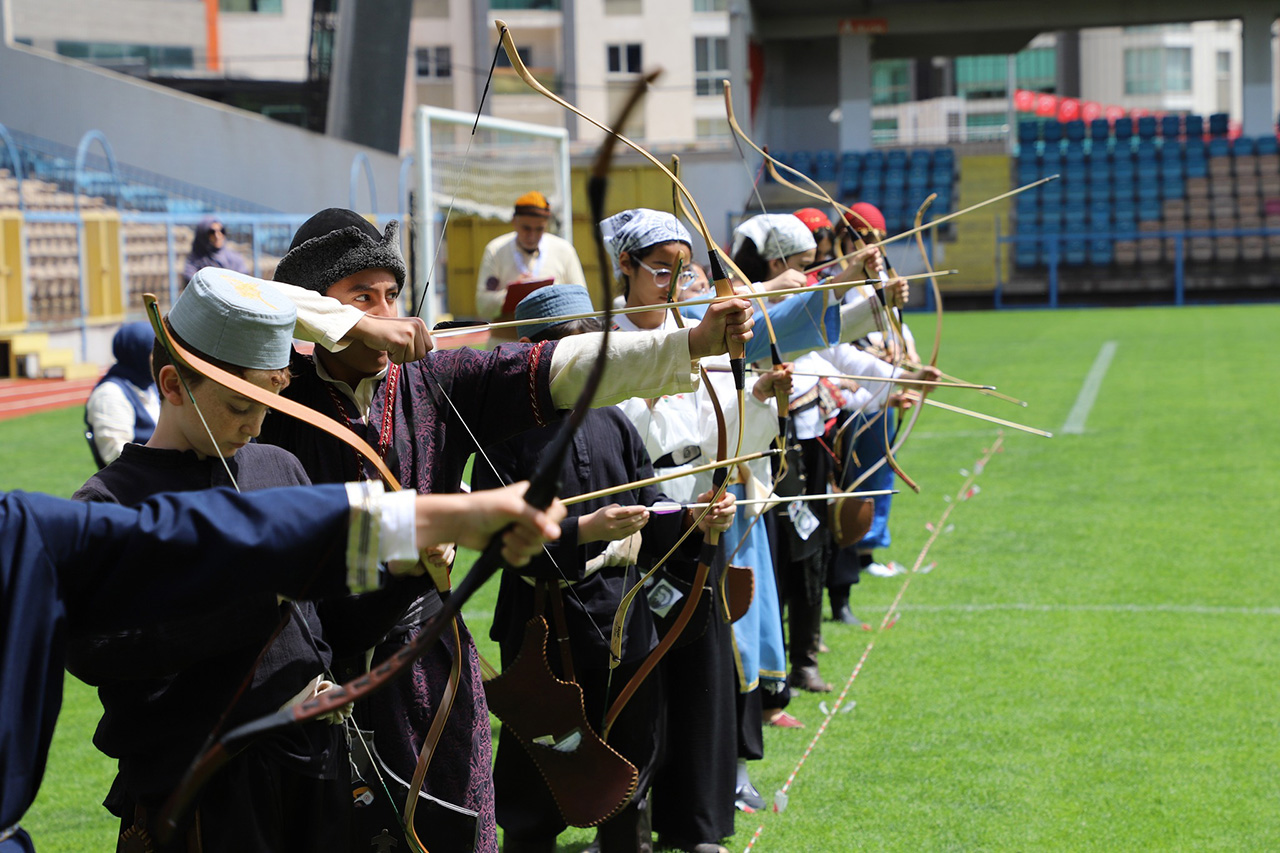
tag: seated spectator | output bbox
[83,321,160,468]
[183,217,249,283]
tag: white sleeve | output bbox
[838,293,884,343]
[274,282,365,352]
[826,344,898,408]
[548,328,699,408]
[85,383,137,465]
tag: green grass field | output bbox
[11,303,1280,851]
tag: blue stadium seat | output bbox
[1184,157,1207,179]
[909,149,931,169]
[1041,150,1062,177]
[1017,122,1040,145]
[1015,194,1039,219]
[1136,161,1159,183]
[1208,113,1229,137]
[1065,184,1088,205]
[1064,202,1087,226]
[1208,138,1231,158]
[1065,120,1086,142]
[934,147,955,168]
[1114,118,1134,142]
[1089,199,1112,222]
[884,166,906,186]
[863,150,884,169]
[766,150,788,182]
[930,165,954,187]
[814,150,837,182]
[1015,240,1040,268]
[886,150,908,169]
[1137,197,1162,221]
[1043,122,1063,143]
[838,170,859,196]
[932,189,953,215]
[1064,223,1088,265]
[1113,199,1137,230]
[1112,177,1135,202]
[1161,176,1184,199]
[1160,115,1182,139]
[1184,114,1204,138]
[1090,118,1111,143]
[1017,160,1040,185]
[1137,116,1157,139]
[907,165,930,187]
[860,186,883,207]
[1090,238,1114,265]
[860,166,881,191]
[1161,158,1184,179]
[1112,158,1135,182]
[1040,180,1063,207]
[791,150,814,177]
[840,151,861,172]
[1255,135,1279,155]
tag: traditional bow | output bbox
[493,22,750,732]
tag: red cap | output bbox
[792,207,832,233]
[843,202,886,234]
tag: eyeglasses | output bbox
[208,226,225,235]
[636,259,700,290]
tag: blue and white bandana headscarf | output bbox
[600,208,693,280]
[731,213,816,261]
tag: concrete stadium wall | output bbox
[0,30,401,215]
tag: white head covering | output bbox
[731,213,816,261]
[600,208,693,279]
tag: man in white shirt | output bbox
[475,191,587,331]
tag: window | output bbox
[607,43,642,74]
[55,41,194,72]
[1124,46,1192,95]
[219,0,282,12]
[872,59,912,105]
[694,0,727,10]
[694,36,729,96]
[696,117,731,139]
[415,46,452,79]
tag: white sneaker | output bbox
[865,560,904,577]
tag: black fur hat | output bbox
[273,208,406,294]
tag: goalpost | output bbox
[412,106,572,329]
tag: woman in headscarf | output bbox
[83,321,160,468]
[183,217,250,282]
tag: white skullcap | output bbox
[731,213,816,261]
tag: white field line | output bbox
[1061,341,1117,434]
[895,602,1280,616]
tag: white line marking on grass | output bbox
[1061,341,1117,434]
[899,603,1280,616]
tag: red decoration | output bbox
[1035,94,1058,118]
[1081,101,1102,123]
[1057,98,1080,122]
[1013,89,1036,112]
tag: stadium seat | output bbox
[863,150,884,169]
[1255,135,1279,156]
[1065,120,1086,143]
[885,150,907,169]
[909,149,931,168]
[1184,114,1204,138]
[1233,137,1256,157]
[1090,238,1114,265]
[1015,194,1039,220]
[1090,118,1111,143]
[791,150,814,178]
[1043,122,1063,144]
[1208,113,1230,137]
[1137,197,1162,222]
[1161,176,1185,199]
[1114,118,1134,142]
[1017,122,1040,147]
[1064,223,1088,265]
[1160,115,1182,140]
[814,150,837,182]
[1137,116,1157,139]
[838,170,859,197]
[930,164,954,188]
[1208,138,1231,158]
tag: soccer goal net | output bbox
[411,106,571,327]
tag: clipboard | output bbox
[501,277,555,315]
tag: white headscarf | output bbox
[731,213,816,261]
[600,208,693,279]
